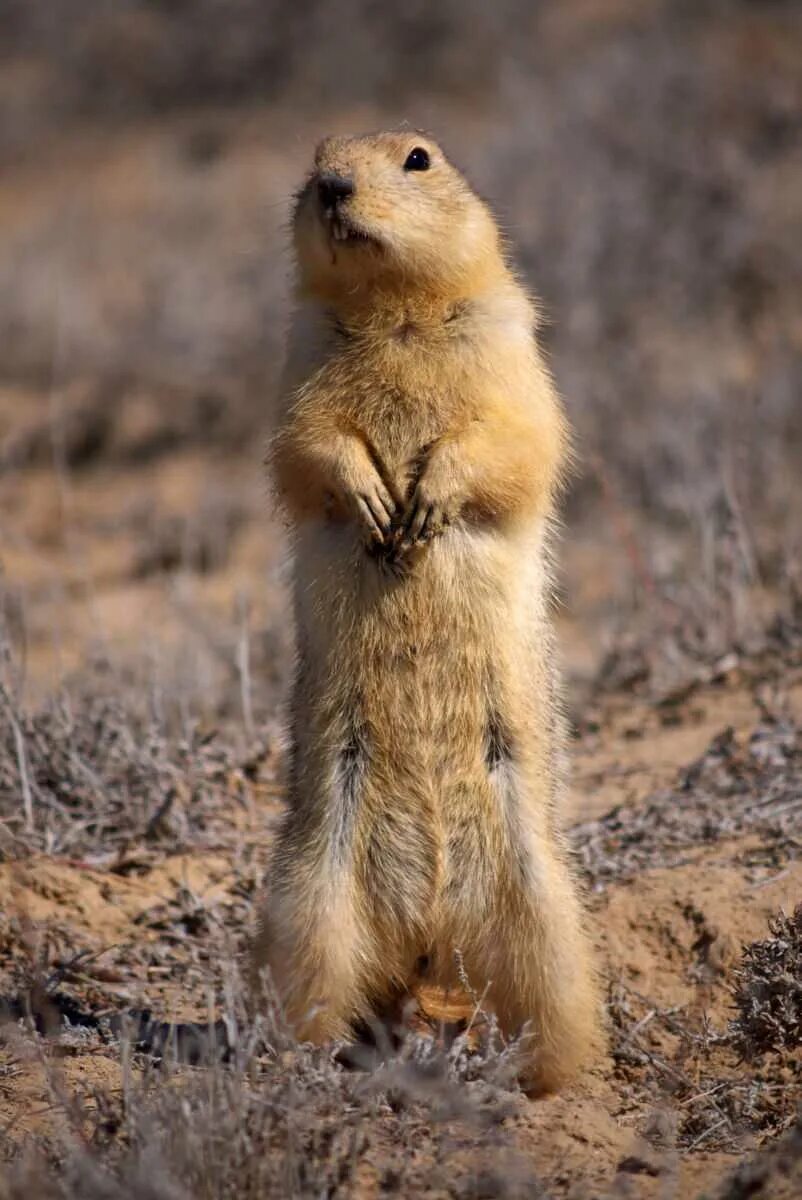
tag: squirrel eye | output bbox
[403,146,430,172]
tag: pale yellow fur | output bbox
[252,131,602,1093]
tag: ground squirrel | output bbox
[252,131,602,1093]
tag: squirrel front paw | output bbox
[332,446,402,549]
[351,478,399,546]
[394,460,461,556]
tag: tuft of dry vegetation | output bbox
[608,974,799,1155]
[1,962,540,1200]
[731,905,802,1060]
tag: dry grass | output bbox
[0,671,274,861]
[1,958,539,1200]
[1,614,801,1194]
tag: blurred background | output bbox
[1,0,800,725]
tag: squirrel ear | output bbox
[314,136,334,166]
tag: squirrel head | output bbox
[292,131,506,317]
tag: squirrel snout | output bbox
[317,172,354,210]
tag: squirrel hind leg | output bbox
[485,854,603,1094]
[440,729,603,1093]
[249,724,377,1042]
[249,884,373,1043]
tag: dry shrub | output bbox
[608,975,798,1155]
[731,905,802,1059]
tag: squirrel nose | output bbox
[317,172,354,210]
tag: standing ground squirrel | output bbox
[252,131,602,1093]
